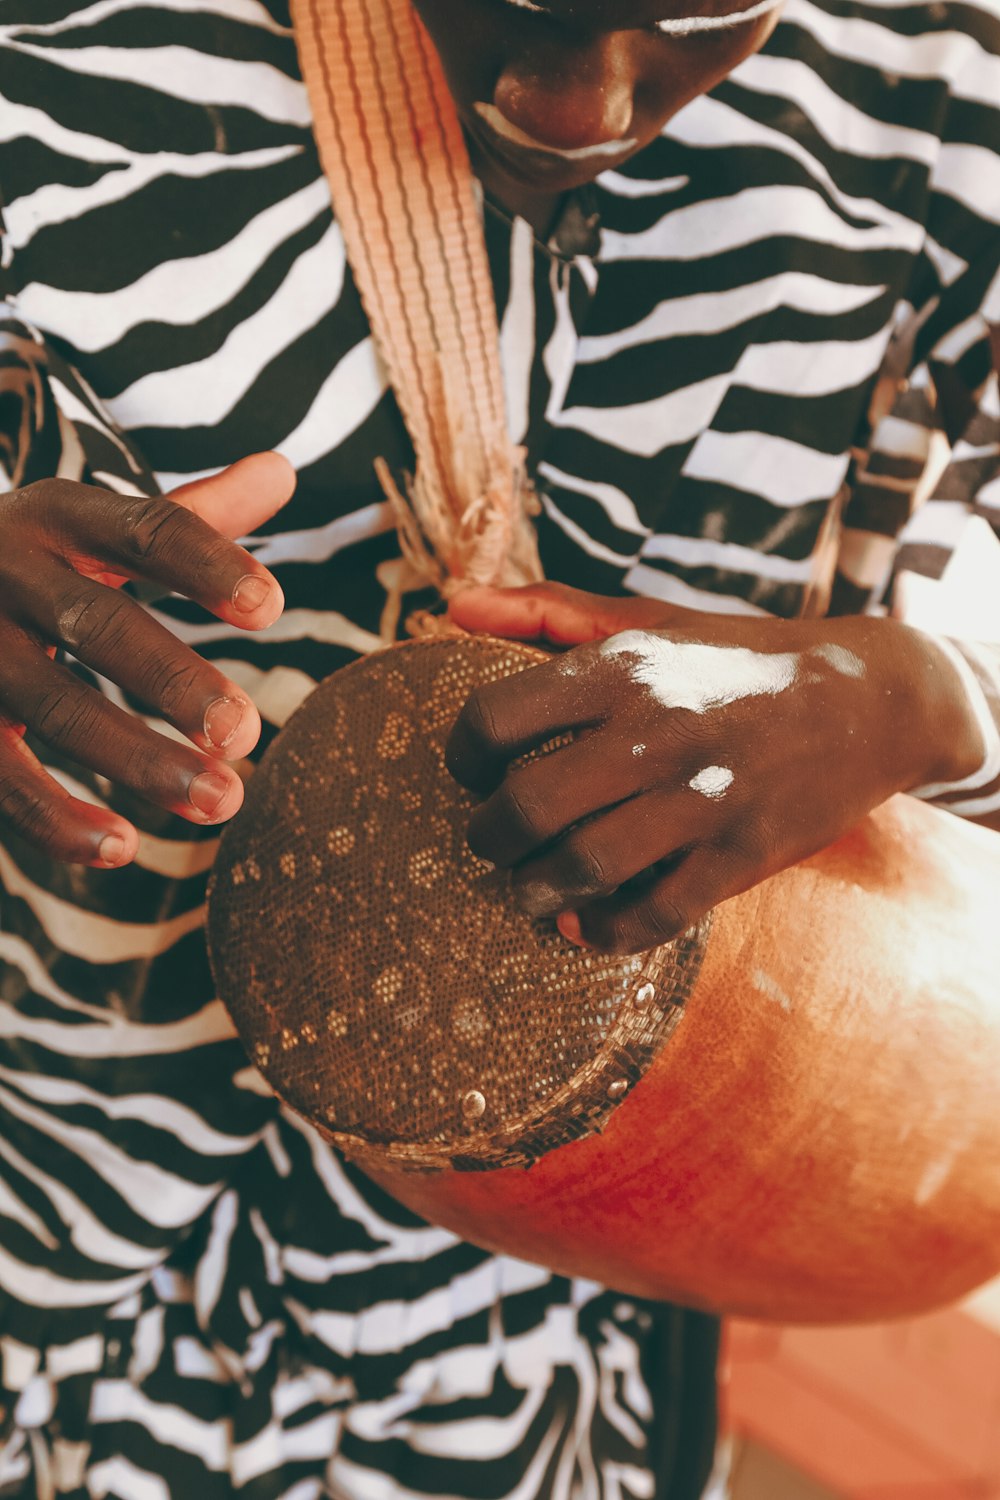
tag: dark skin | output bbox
[444,583,989,955]
[414,0,784,232]
[0,0,993,954]
[418,0,998,952]
[0,0,784,867]
[0,454,293,866]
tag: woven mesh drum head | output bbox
[207,636,709,1171]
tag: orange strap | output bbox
[290,0,543,594]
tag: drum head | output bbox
[207,636,709,1170]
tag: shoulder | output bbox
[776,0,1000,94]
[765,0,1000,211]
[787,0,1000,47]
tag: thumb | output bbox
[449,581,685,646]
[168,451,297,539]
[99,451,297,593]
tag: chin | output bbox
[466,127,633,202]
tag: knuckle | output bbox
[55,589,130,655]
[145,656,204,722]
[460,689,503,752]
[31,686,102,750]
[0,776,66,852]
[561,834,611,895]
[645,891,689,945]
[120,496,187,562]
[118,739,166,792]
[501,777,547,841]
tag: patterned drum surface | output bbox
[208,636,710,1170]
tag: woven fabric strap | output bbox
[290,0,543,594]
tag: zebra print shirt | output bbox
[0,0,999,1496]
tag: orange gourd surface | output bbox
[364,796,1000,1324]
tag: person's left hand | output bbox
[445,582,981,954]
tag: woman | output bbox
[0,0,998,1495]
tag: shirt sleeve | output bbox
[831,2,1000,820]
[891,261,1000,819]
[0,303,160,499]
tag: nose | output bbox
[493,33,637,151]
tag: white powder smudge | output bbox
[915,1150,958,1206]
[517,878,564,915]
[812,643,866,678]
[601,630,799,713]
[689,765,734,799]
[632,743,646,756]
[753,968,793,1012]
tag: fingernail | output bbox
[204,696,245,750]
[99,834,127,867]
[189,770,232,819]
[232,574,271,613]
[557,911,589,947]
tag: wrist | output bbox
[889,624,989,789]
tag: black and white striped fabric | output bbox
[0,0,999,1495]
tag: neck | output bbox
[503,188,565,239]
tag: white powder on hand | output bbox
[689,765,734,798]
[601,630,799,713]
[811,643,865,678]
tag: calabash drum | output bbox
[208,634,1000,1324]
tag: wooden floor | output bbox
[730,1439,840,1500]
[722,1282,1000,1500]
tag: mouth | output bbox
[467,103,638,183]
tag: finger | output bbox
[449,581,680,646]
[51,485,284,631]
[0,725,138,867]
[560,846,737,956]
[23,560,261,759]
[168,450,297,540]
[0,640,245,827]
[446,651,600,794]
[465,730,648,868]
[92,453,297,591]
[511,788,712,917]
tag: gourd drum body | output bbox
[208,635,1000,1324]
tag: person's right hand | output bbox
[0,451,295,868]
